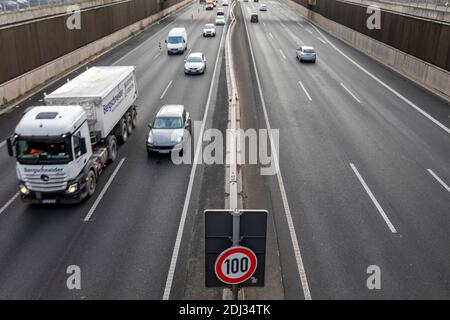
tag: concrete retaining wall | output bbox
[0,0,193,108]
[283,0,450,103]
[345,0,450,23]
[0,0,122,26]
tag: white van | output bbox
[166,27,188,55]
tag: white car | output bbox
[147,105,191,155]
[223,0,229,5]
[184,52,207,75]
[203,23,216,37]
[215,15,226,25]
[259,4,267,11]
[296,46,316,63]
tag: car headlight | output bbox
[174,136,183,144]
[147,132,153,144]
[19,184,29,195]
[66,183,78,194]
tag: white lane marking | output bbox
[83,158,126,222]
[307,22,450,135]
[317,37,326,44]
[0,141,5,149]
[263,21,266,27]
[163,14,227,300]
[153,52,161,60]
[242,3,312,300]
[114,21,176,64]
[114,2,199,64]
[279,48,287,60]
[160,80,173,100]
[305,28,313,34]
[269,32,274,39]
[340,83,362,104]
[350,163,397,233]
[427,169,450,193]
[280,22,303,46]
[298,81,312,101]
[297,22,304,29]
[0,193,19,215]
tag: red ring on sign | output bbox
[214,246,258,285]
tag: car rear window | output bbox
[304,49,315,53]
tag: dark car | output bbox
[250,14,258,23]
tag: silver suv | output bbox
[146,105,191,155]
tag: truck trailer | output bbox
[6,66,138,204]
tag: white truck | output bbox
[6,66,138,204]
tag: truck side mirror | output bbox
[80,138,87,155]
[6,136,15,157]
[148,124,152,129]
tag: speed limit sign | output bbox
[214,246,258,285]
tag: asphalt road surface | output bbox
[239,0,450,299]
[0,0,449,299]
[0,1,228,299]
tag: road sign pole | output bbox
[231,209,241,300]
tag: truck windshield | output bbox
[16,139,72,164]
[167,36,183,44]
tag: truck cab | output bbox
[7,66,138,205]
[8,106,96,204]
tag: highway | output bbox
[238,0,450,299]
[0,1,228,299]
[0,0,449,300]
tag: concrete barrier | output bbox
[0,0,123,26]
[0,0,193,109]
[282,0,450,103]
[344,0,450,23]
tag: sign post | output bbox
[231,209,240,299]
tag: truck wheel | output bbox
[106,136,118,163]
[86,170,97,197]
[117,120,128,144]
[126,112,133,135]
[131,107,137,128]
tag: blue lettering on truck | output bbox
[24,167,64,175]
[124,76,135,97]
[103,89,124,114]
